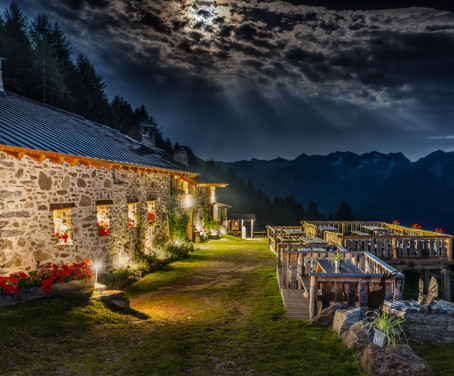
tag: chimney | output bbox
[141,122,155,149]
[0,57,5,97]
[174,146,189,167]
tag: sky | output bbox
[2,0,454,162]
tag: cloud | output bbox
[2,0,454,161]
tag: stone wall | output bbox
[0,151,176,275]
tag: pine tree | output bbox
[306,200,320,220]
[0,2,33,95]
[335,202,354,221]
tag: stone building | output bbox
[0,67,227,276]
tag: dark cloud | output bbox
[2,0,454,161]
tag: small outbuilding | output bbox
[228,214,256,239]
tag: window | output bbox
[128,203,137,228]
[53,208,73,246]
[97,205,111,236]
[147,200,156,223]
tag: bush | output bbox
[132,249,159,272]
[165,239,194,260]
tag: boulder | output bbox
[310,303,348,327]
[111,297,130,309]
[99,290,126,302]
[332,308,364,336]
[418,276,438,306]
[340,320,372,353]
[359,343,434,376]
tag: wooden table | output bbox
[283,228,305,236]
[318,226,339,232]
[316,259,365,275]
[351,230,369,236]
[362,225,387,234]
[300,236,328,245]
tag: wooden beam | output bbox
[64,157,79,165]
[46,155,64,164]
[96,200,114,206]
[49,203,76,211]
[25,153,46,162]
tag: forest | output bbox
[0,2,353,229]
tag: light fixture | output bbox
[93,261,102,285]
[183,194,194,209]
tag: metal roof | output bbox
[0,91,192,173]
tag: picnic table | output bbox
[361,225,388,235]
[315,259,365,275]
[300,236,328,245]
[318,226,339,232]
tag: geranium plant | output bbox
[97,222,110,236]
[128,217,136,228]
[55,230,70,245]
[412,224,422,229]
[0,259,93,294]
[435,228,445,234]
[148,212,156,223]
[392,220,400,225]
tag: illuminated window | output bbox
[53,208,73,246]
[147,201,156,223]
[128,203,137,228]
[97,205,111,236]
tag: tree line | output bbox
[199,160,354,229]
[0,2,174,153]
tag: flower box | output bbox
[0,279,94,308]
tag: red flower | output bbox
[392,220,400,225]
[148,212,156,222]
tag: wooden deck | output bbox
[277,268,310,320]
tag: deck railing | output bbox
[278,247,405,319]
[301,221,453,262]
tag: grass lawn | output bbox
[0,236,363,375]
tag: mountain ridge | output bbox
[214,150,454,233]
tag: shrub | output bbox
[165,239,194,260]
[365,311,406,347]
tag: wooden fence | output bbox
[279,247,405,320]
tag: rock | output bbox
[79,195,91,206]
[359,343,433,376]
[94,283,107,292]
[310,302,348,327]
[38,171,52,190]
[77,178,86,187]
[111,298,130,309]
[418,276,438,306]
[340,320,372,353]
[333,308,364,335]
[99,290,126,302]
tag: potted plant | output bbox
[330,252,344,272]
[365,311,406,347]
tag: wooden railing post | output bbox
[309,276,318,320]
[321,282,331,310]
[441,268,451,301]
[392,238,398,259]
[282,252,289,288]
[347,283,356,307]
[359,282,367,307]
[290,253,297,289]
[334,282,343,303]
[447,237,452,261]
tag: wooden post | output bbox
[359,282,367,307]
[385,282,394,301]
[298,253,303,289]
[393,276,405,301]
[321,282,331,311]
[277,243,282,268]
[309,276,318,320]
[250,220,254,240]
[441,268,451,301]
[282,253,289,289]
[334,282,343,303]
[347,283,356,307]
[359,253,365,271]
[392,238,398,259]
[267,226,270,249]
[447,237,453,261]
[420,269,430,295]
[290,253,297,289]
